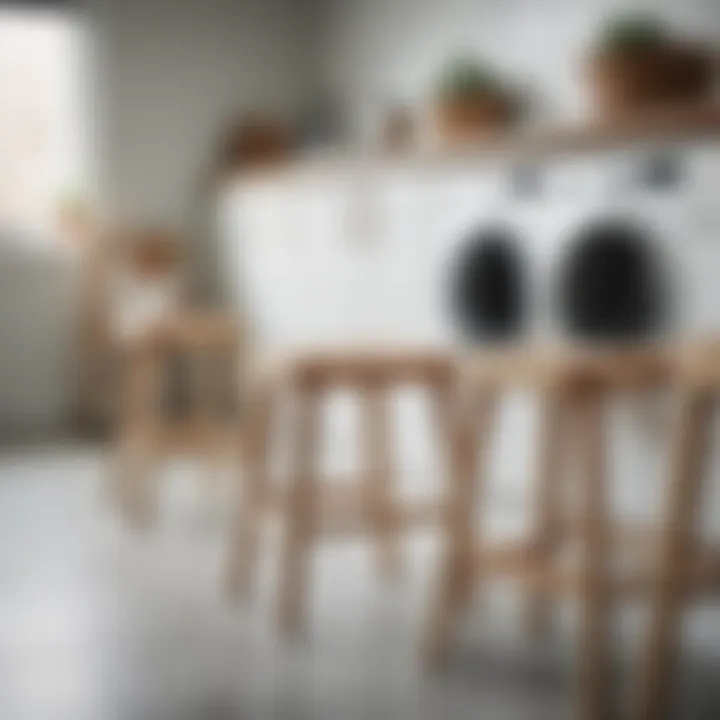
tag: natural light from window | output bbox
[0,9,87,239]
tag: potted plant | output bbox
[215,113,291,177]
[587,14,716,118]
[434,57,522,141]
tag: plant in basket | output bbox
[588,14,716,117]
[434,56,523,141]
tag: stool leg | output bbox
[632,391,711,720]
[114,345,160,529]
[190,349,223,490]
[363,383,401,582]
[225,380,274,600]
[455,390,497,615]
[202,351,221,485]
[575,391,613,720]
[422,388,496,667]
[277,386,320,637]
[524,391,567,637]
[108,352,134,511]
[109,347,142,511]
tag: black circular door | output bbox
[449,226,525,341]
[557,219,668,341]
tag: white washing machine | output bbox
[498,143,720,517]
[441,144,720,509]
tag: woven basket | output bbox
[588,43,715,118]
[435,96,518,142]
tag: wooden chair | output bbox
[111,312,245,527]
[105,226,247,525]
[633,341,720,720]
[80,226,189,433]
[224,347,456,637]
[113,313,242,524]
[422,344,671,720]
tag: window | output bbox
[0,8,87,237]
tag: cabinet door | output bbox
[367,170,435,343]
[237,178,363,348]
[232,181,303,347]
[296,177,356,345]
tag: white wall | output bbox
[311,0,720,141]
[87,0,311,299]
[0,237,81,438]
[84,0,720,295]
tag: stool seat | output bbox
[250,346,455,388]
[462,343,671,391]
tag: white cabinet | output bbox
[224,177,355,348]
[223,170,456,349]
[361,171,428,342]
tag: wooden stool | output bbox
[422,345,671,720]
[111,312,244,526]
[224,348,456,637]
[633,342,720,720]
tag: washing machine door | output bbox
[555,217,668,341]
[449,225,527,340]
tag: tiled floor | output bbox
[0,445,718,719]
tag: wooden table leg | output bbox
[422,386,496,667]
[277,383,321,637]
[575,388,614,720]
[225,378,275,600]
[632,389,712,720]
[524,390,568,637]
[363,381,401,582]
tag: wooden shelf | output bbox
[230,101,720,183]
